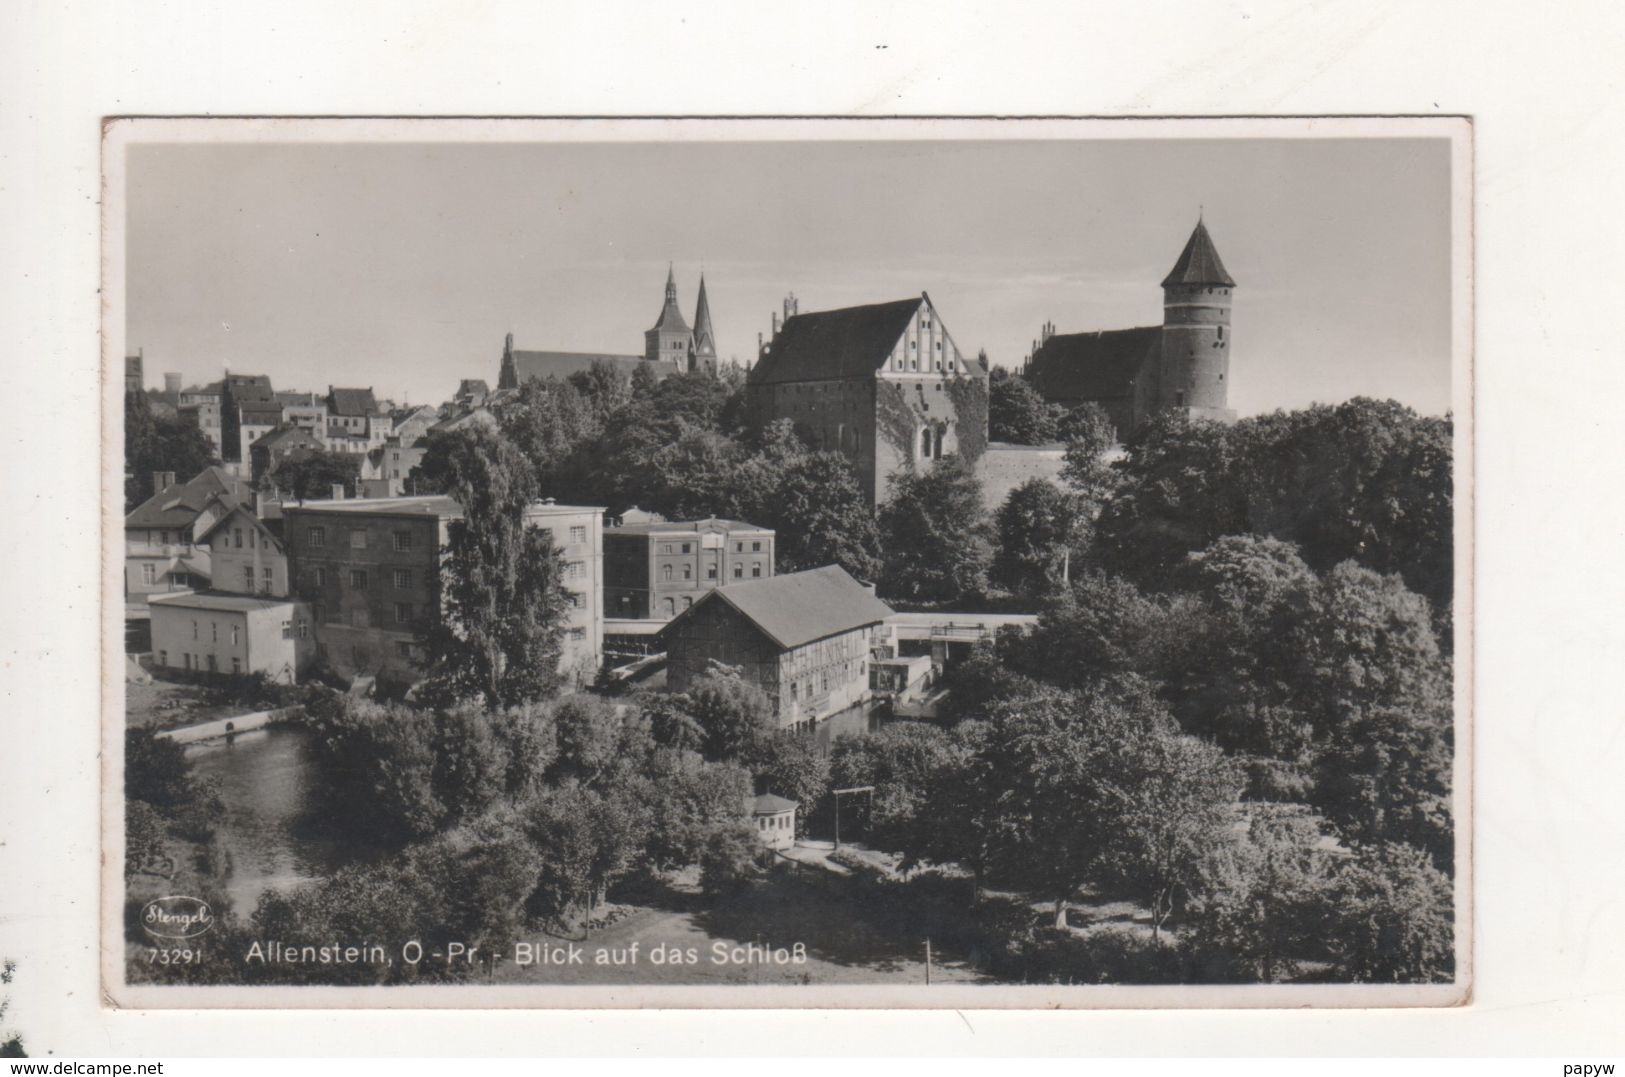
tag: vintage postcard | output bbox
[102,116,1472,1008]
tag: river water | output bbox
[186,725,373,918]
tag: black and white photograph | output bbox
[103,117,1470,1008]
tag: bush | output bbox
[699,822,762,897]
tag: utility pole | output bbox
[925,938,932,985]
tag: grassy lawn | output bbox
[493,867,987,986]
[125,669,283,731]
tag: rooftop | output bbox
[752,793,798,815]
[125,466,252,530]
[284,495,604,519]
[1026,326,1160,402]
[748,295,925,386]
[609,517,771,536]
[1162,218,1237,288]
[148,590,298,613]
[684,564,893,651]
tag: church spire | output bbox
[691,274,718,369]
[650,264,691,333]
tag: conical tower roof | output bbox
[692,274,717,359]
[651,264,691,333]
[1161,218,1236,288]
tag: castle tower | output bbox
[1158,217,1237,421]
[689,273,718,373]
[644,265,694,367]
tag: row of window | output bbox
[240,565,275,592]
[310,566,415,590]
[658,539,764,555]
[305,526,415,551]
[166,652,240,674]
[660,562,764,582]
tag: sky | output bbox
[125,136,1454,416]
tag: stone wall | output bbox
[976,443,1069,512]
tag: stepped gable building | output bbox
[497,267,718,390]
[745,291,989,507]
[664,564,895,733]
[1024,217,1238,437]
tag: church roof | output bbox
[748,296,923,386]
[1162,218,1236,288]
[1027,327,1160,402]
[678,564,893,651]
[650,266,691,334]
[692,275,717,358]
[507,350,669,384]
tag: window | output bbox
[1175,391,1186,408]
[350,569,368,589]
[142,563,156,585]
[733,564,743,579]
[934,428,945,457]
[681,543,691,554]
[1217,325,1224,340]
[233,527,243,548]
[394,602,414,624]
[307,526,326,548]
[262,566,273,590]
[706,565,717,580]
[735,542,743,552]
[183,653,192,670]
[192,620,198,640]
[683,597,693,610]
[790,682,799,700]
[566,561,583,579]
[347,529,367,549]
[569,526,586,544]
[393,569,412,589]
[313,567,326,588]
[243,566,254,590]
[249,529,256,549]
[396,641,413,659]
[211,623,218,642]
[569,627,587,642]
[921,427,932,458]
[392,531,412,551]
[298,621,309,640]
[752,563,762,578]
[664,597,676,616]
[662,564,673,581]
[566,591,582,608]
[231,657,242,674]
[752,541,761,552]
[206,654,217,673]
[661,544,672,554]
[682,565,692,580]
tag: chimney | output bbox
[153,471,176,494]
[330,483,345,501]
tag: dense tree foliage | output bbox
[988,369,1058,444]
[413,425,573,707]
[878,456,995,602]
[1094,399,1453,610]
[991,478,1089,595]
[1324,842,1455,983]
[124,391,219,510]
[268,449,361,500]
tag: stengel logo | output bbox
[141,894,215,939]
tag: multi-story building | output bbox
[250,426,324,487]
[391,405,441,449]
[324,387,390,454]
[362,437,428,496]
[124,467,252,607]
[664,565,895,734]
[276,391,330,439]
[284,495,604,685]
[603,518,775,621]
[147,591,315,683]
[745,291,990,507]
[220,374,277,475]
[196,503,290,597]
[177,382,225,459]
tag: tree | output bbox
[992,477,1087,594]
[699,821,764,897]
[414,425,572,709]
[763,450,883,581]
[829,722,963,852]
[499,375,598,492]
[642,751,753,873]
[1015,572,1179,686]
[1295,562,1453,867]
[268,448,361,500]
[1325,842,1454,983]
[747,731,830,827]
[679,666,775,762]
[878,456,995,602]
[1183,805,1338,982]
[524,780,651,924]
[988,370,1059,444]
[0,961,26,1057]
[124,391,218,509]
[1053,401,1117,448]
[303,697,445,845]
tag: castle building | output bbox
[497,268,718,389]
[1024,217,1238,436]
[745,292,990,507]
